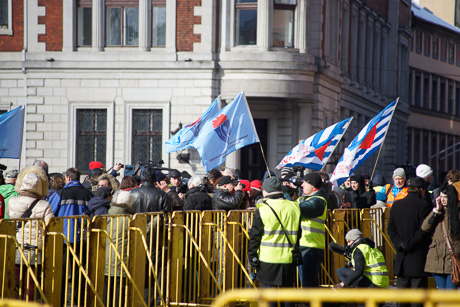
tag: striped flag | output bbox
[276,118,352,170]
[330,99,399,186]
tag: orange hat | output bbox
[89,161,104,170]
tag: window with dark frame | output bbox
[448,81,454,114]
[272,0,296,48]
[424,33,430,56]
[440,78,446,113]
[457,43,460,66]
[409,35,413,52]
[106,0,139,46]
[76,109,107,174]
[456,84,460,116]
[432,36,439,59]
[423,75,430,109]
[235,0,257,45]
[152,0,166,47]
[449,42,455,64]
[132,109,163,165]
[414,72,421,107]
[0,0,8,28]
[415,30,422,54]
[441,39,447,62]
[432,77,438,111]
[77,0,92,46]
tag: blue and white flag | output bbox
[191,92,260,171]
[0,106,25,159]
[276,118,352,170]
[330,99,399,186]
[165,96,221,153]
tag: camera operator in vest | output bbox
[297,172,328,287]
[248,176,301,297]
[330,229,389,288]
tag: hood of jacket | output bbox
[88,196,111,211]
[108,203,135,215]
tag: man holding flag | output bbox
[330,99,399,187]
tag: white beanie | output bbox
[345,229,363,241]
[416,164,433,179]
[393,168,406,180]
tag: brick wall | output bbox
[0,0,23,52]
[176,0,201,52]
[38,0,63,51]
[366,0,389,20]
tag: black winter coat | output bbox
[212,189,243,211]
[387,192,432,277]
[130,182,168,213]
[184,186,212,211]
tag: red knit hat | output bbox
[250,180,262,191]
[239,179,251,193]
[89,161,104,170]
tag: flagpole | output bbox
[319,117,354,173]
[370,98,400,181]
[259,142,271,178]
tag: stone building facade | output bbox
[0,0,411,180]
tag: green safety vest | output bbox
[298,195,327,249]
[352,244,389,288]
[258,199,301,264]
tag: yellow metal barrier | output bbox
[0,299,51,306]
[210,288,460,307]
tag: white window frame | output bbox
[0,0,13,35]
[68,102,114,171]
[124,101,170,168]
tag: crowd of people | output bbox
[1,159,460,304]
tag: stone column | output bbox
[92,0,104,51]
[139,0,151,51]
[257,0,270,51]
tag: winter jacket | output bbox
[105,203,135,277]
[387,192,432,277]
[0,184,18,218]
[422,209,460,274]
[130,182,168,213]
[56,180,93,243]
[85,197,111,219]
[212,188,243,211]
[166,190,184,212]
[7,195,54,247]
[184,186,212,211]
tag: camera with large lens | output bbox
[289,177,303,187]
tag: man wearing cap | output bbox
[130,165,168,214]
[297,172,328,287]
[329,229,389,288]
[416,164,435,205]
[155,170,184,212]
[212,176,243,211]
[387,177,432,303]
[376,167,409,207]
[0,170,19,219]
[248,177,301,291]
[169,169,182,193]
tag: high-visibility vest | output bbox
[258,199,301,264]
[298,195,327,249]
[384,184,408,207]
[352,244,389,288]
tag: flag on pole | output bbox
[276,117,353,170]
[165,96,221,153]
[0,106,25,159]
[191,92,260,171]
[330,99,398,186]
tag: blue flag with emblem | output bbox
[0,106,25,159]
[191,92,260,171]
[165,96,221,153]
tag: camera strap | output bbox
[17,199,40,231]
[263,201,301,249]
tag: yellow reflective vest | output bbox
[298,195,327,249]
[258,199,301,264]
[352,244,389,288]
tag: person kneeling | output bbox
[330,229,389,288]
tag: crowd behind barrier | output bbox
[0,208,396,307]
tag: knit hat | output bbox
[262,177,282,193]
[95,187,112,198]
[303,173,322,189]
[345,229,363,241]
[89,161,104,170]
[155,170,166,182]
[416,164,433,179]
[280,166,295,178]
[250,180,262,191]
[5,169,19,178]
[115,190,134,207]
[239,179,251,192]
[393,168,406,180]
[169,169,181,178]
[408,176,426,188]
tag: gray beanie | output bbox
[393,168,406,180]
[345,229,363,241]
[262,177,282,193]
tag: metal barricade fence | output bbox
[0,208,397,307]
